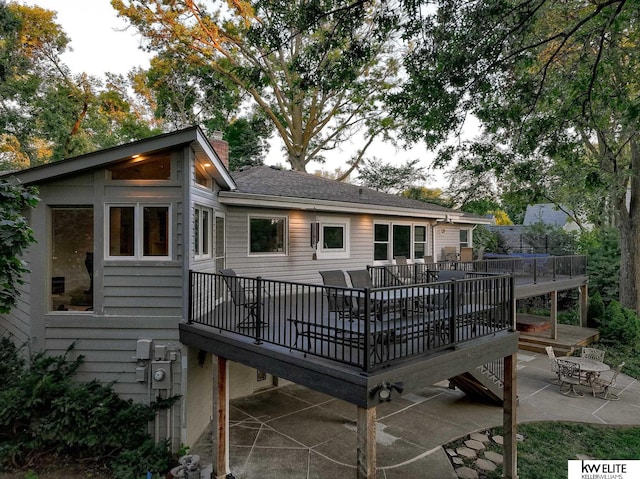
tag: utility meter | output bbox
[151,360,172,390]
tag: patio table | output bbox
[562,356,610,393]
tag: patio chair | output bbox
[557,359,584,397]
[443,246,458,262]
[394,256,414,284]
[423,255,434,265]
[219,269,266,329]
[319,270,355,320]
[581,347,605,362]
[545,346,561,384]
[591,362,625,400]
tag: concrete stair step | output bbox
[518,339,574,356]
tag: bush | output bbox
[600,301,640,346]
[0,337,177,476]
[587,291,605,329]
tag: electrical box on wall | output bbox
[151,360,172,390]
[136,339,153,360]
[135,366,148,382]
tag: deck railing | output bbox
[189,271,514,374]
[369,254,587,287]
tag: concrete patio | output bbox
[191,351,640,478]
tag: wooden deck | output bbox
[519,323,600,356]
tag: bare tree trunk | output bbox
[618,139,640,313]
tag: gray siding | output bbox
[0,267,31,346]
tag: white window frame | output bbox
[194,205,213,260]
[248,214,288,256]
[316,216,350,259]
[460,228,470,248]
[194,160,213,190]
[373,221,430,263]
[105,203,172,260]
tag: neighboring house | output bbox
[0,126,492,450]
[523,203,589,232]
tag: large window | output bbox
[374,222,429,261]
[317,217,350,259]
[249,216,286,255]
[460,229,470,248]
[194,206,212,259]
[107,204,170,259]
[50,207,94,312]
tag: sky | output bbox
[24,0,455,186]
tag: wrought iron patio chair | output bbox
[545,346,561,384]
[557,359,584,397]
[219,269,267,329]
[581,347,605,362]
[591,362,625,400]
[393,256,414,284]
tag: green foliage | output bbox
[471,225,510,255]
[601,301,640,347]
[522,222,577,255]
[0,179,39,314]
[357,158,429,193]
[587,291,605,329]
[578,227,620,303]
[0,337,176,476]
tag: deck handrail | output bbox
[369,254,587,287]
[189,271,515,374]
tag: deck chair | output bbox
[581,347,605,362]
[460,247,473,262]
[219,269,266,329]
[319,270,354,320]
[545,346,561,384]
[394,256,414,284]
[591,362,625,400]
[423,255,434,265]
[442,246,458,261]
[557,359,584,397]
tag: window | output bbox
[249,216,286,254]
[374,222,429,262]
[374,224,389,261]
[460,229,470,248]
[317,217,350,259]
[393,225,411,259]
[194,206,212,259]
[195,160,213,188]
[108,152,171,180]
[50,207,94,312]
[414,225,427,258]
[107,204,170,259]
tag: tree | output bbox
[112,0,402,175]
[357,157,429,193]
[394,0,640,311]
[130,53,272,170]
[0,179,38,313]
[402,186,453,207]
[0,2,159,170]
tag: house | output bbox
[523,203,589,232]
[1,126,521,478]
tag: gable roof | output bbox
[523,203,573,227]
[220,165,488,224]
[1,126,236,189]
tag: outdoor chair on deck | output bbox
[545,346,561,384]
[443,246,458,262]
[219,269,267,329]
[591,362,625,400]
[393,256,414,284]
[557,359,584,397]
[319,270,356,320]
[581,347,605,362]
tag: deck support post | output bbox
[503,353,518,479]
[356,406,376,479]
[212,355,232,479]
[579,284,588,327]
[550,290,558,340]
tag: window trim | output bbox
[373,221,430,263]
[316,216,350,259]
[194,205,213,260]
[459,228,471,248]
[247,214,288,256]
[105,203,172,261]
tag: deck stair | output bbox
[449,366,504,405]
[518,324,600,356]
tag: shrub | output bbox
[587,291,605,329]
[600,301,640,346]
[0,337,177,477]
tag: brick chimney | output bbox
[209,131,229,170]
